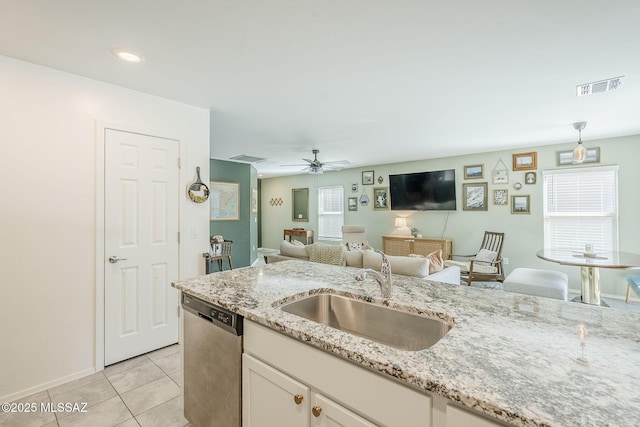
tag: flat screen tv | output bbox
[389,169,457,211]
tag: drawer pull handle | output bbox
[312,406,322,417]
[294,394,303,405]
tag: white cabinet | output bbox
[243,354,375,427]
[243,320,506,427]
[244,321,431,427]
[243,354,309,427]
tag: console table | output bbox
[382,235,452,260]
[284,229,314,244]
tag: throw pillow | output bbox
[290,240,305,247]
[475,249,498,264]
[280,240,309,259]
[308,244,346,266]
[425,250,444,274]
[346,241,368,251]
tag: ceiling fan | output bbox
[282,149,350,174]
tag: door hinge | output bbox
[177,305,180,318]
[177,158,181,168]
[177,232,181,243]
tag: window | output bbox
[543,166,618,252]
[317,186,344,240]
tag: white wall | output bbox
[0,55,210,401]
[261,135,640,299]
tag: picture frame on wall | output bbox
[512,152,537,171]
[511,195,531,214]
[210,181,239,221]
[556,147,601,166]
[464,164,484,179]
[493,189,508,206]
[462,182,488,211]
[348,197,358,211]
[525,171,537,185]
[373,187,389,210]
[362,170,374,185]
[492,169,509,184]
[351,183,358,192]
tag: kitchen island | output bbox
[172,260,640,427]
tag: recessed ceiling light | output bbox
[111,48,144,63]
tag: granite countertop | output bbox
[172,260,640,427]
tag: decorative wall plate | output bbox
[187,167,210,203]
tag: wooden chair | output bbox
[445,231,505,286]
[205,238,233,273]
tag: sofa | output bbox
[265,240,461,286]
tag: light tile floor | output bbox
[0,344,188,427]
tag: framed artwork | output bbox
[210,181,239,221]
[492,169,509,184]
[351,183,358,192]
[493,189,508,206]
[462,182,488,211]
[464,164,484,179]
[556,147,601,166]
[511,195,531,214]
[362,170,374,185]
[251,188,258,213]
[512,152,537,171]
[373,187,389,210]
[525,171,537,185]
[348,197,358,211]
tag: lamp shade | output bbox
[394,217,407,227]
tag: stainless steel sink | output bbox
[280,293,452,351]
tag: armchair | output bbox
[444,231,505,286]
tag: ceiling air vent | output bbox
[229,154,267,163]
[576,76,624,97]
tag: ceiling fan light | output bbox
[308,166,323,175]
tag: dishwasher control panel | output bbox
[182,293,243,335]
[210,307,233,327]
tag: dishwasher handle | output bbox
[198,312,214,323]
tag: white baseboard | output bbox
[0,367,96,403]
[569,288,638,303]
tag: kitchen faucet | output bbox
[355,250,392,298]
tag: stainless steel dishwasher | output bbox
[182,293,243,427]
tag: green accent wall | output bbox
[209,159,258,270]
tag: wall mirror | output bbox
[292,188,309,222]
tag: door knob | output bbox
[108,256,128,263]
[312,406,322,417]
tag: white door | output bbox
[104,129,180,365]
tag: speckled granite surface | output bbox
[172,260,640,427]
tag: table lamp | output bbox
[394,217,411,236]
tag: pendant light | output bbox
[572,122,587,163]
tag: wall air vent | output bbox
[229,154,267,163]
[576,76,624,97]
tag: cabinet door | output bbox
[413,240,443,257]
[243,354,310,427]
[383,237,412,256]
[311,393,377,427]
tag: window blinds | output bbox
[317,186,344,240]
[543,166,618,252]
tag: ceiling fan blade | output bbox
[323,160,350,167]
[322,165,344,171]
[301,158,314,163]
[281,163,309,167]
